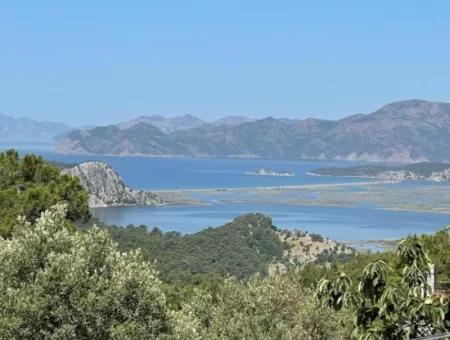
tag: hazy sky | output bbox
[1,1,450,126]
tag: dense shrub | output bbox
[0,204,172,339]
[317,235,449,339]
[173,273,344,339]
[310,233,324,242]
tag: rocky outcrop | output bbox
[428,169,450,182]
[376,169,450,181]
[311,163,450,182]
[268,229,354,276]
[376,170,426,181]
[62,161,164,207]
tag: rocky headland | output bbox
[62,161,164,207]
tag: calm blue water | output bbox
[3,144,366,190]
[91,203,450,241]
[4,144,450,241]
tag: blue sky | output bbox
[1,1,450,126]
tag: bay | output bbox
[4,144,450,242]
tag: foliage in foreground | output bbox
[0,204,171,339]
[420,226,450,267]
[317,234,450,339]
[0,149,90,237]
[173,272,344,340]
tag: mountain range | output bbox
[56,100,450,163]
[116,114,206,133]
[0,112,254,144]
[0,113,71,143]
[116,114,255,132]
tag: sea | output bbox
[3,143,450,244]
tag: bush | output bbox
[0,204,172,339]
[316,235,449,339]
[310,233,324,242]
[173,272,344,339]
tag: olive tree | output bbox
[0,204,172,339]
[316,235,448,339]
[173,272,344,340]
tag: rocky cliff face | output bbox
[62,161,163,207]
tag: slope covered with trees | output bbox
[96,214,353,283]
[99,214,289,282]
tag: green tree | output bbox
[420,226,450,266]
[0,204,172,339]
[316,235,449,339]
[173,271,344,339]
[0,150,90,236]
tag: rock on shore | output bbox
[62,161,164,207]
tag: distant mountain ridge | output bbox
[211,115,255,126]
[117,114,256,132]
[117,114,206,133]
[56,99,450,163]
[0,113,71,143]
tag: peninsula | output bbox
[62,161,164,207]
[309,162,450,182]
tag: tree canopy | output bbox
[0,149,90,237]
[100,214,289,282]
[316,235,449,339]
[172,273,343,339]
[0,204,172,339]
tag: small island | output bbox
[246,168,295,177]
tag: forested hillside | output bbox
[95,214,352,283]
